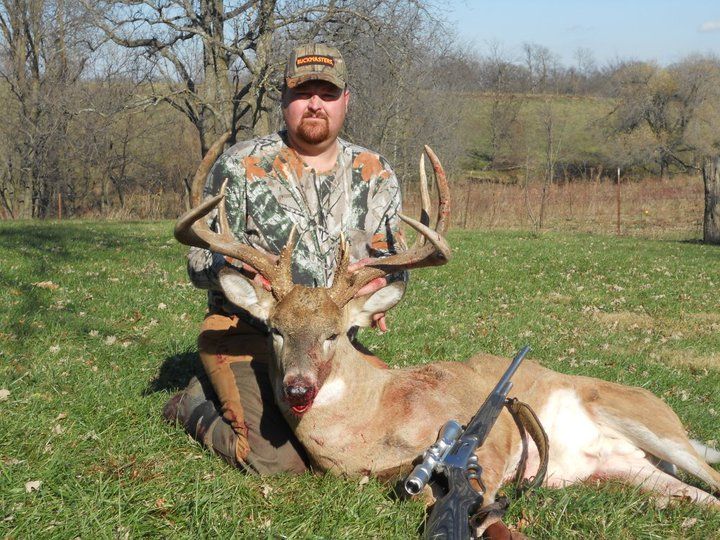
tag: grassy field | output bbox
[1,221,719,539]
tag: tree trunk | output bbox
[702,156,720,245]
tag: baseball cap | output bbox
[285,43,347,89]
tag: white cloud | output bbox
[699,20,720,32]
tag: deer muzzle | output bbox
[283,377,318,416]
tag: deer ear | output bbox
[218,266,274,322]
[347,281,406,328]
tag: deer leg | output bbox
[594,454,720,507]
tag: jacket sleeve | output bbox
[365,158,408,286]
[187,153,247,290]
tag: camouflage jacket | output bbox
[188,131,406,313]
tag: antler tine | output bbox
[270,226,297,299]
[335,232,352,277]
[327,234,357,302]
[175,166,282,296]
[330,146,452,307]
[423,145,450,235]
[190,130,232,207]
[410,152,432,251]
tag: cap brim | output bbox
[286,73,345,89]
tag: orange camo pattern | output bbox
[353,152,388,182]
[370,233,389,252]
[190,132,404,295]
[275,147,306,179]
[242,156,266,182]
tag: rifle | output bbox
[404,346,531,540]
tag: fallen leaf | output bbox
[682,517,698,529]
[55,412,67,421]
[358,475,370,487]
[51,424,65,435]
[261,484,273,499]
[0,388,9,401]
[158,303,167,310]
[104,335,117,345]
[25,480,42,493]
[33,281,59,290]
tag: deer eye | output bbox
[326,333,338,342]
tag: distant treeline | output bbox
[2,1,719,233]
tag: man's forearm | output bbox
[187,247,226,290]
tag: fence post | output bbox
[616,167,621,235]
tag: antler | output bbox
[328,145,452,307]
[174,141,295,300]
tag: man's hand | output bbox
[347,258,389,333]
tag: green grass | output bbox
[1,221,719,538]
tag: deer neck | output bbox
[298,337,390,426]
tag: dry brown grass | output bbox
[99,191,186,220]
[404,174,704,239]
[593,311,720,335]
[661,350,720,370]
[593,311,657,330]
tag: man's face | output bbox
[282,80,349,146]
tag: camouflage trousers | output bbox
[163,311,309,475]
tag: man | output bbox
[164,43,406,475]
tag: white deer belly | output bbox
[530,388,643,487]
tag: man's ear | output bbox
[347,281,406,328]
[217,266,274,322]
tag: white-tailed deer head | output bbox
[175,146,452,415]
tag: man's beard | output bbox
[297,114,330,144]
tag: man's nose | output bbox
[307,94,322,110]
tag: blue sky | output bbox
[446,0,720,66]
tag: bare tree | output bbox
[0,0,91,217]
[85,0,439,158]
[519,43,564,229]
[702,156,720,244]
[479,41,524,168]
[609,60,710,178]
[343,8,469,186]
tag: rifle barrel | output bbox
[494,345,530,395]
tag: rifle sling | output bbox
[506,397,549,493]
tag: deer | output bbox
[174,146,720,531]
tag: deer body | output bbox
[175,145,720,512]
[270,332,720,507]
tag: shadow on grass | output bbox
[678,238,709,245]
[0,222,153,261]
[145,349,203,395]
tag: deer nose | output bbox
[284,384,312,399]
